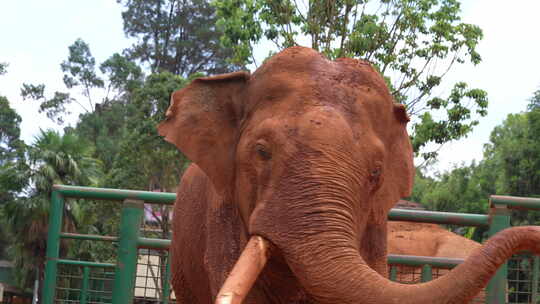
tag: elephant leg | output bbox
[170,267,198,303]
[205,200,250,299]
[360,219,389,277]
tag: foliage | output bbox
[411,162,490,215]
[72,101,129,171]
[108,72,189,191]
[0,104,28,250]
[528,88,540,111]
[3,194,75,289]
[21,39,143,125]
[117,0,242,76]
[0,65,25,261]
[27,130,102,192]
[214,0,488,161]
[106,72,190,238]
[0,62,7,75]
[483,114,538,197]
[0,95,28,260]
[412,89,540,234]
[2,129,103,289]
[60,39,105,103]
[0,95,26,169]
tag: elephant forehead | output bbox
[252,46,390,98]
[248,107,382,156]
[294,108,352,139]
[247,71,393,129]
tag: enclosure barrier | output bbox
[43,185,540,304]
[43,185,175,304]
[388,195,540,304]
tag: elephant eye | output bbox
[255,143,272,160]
[369,163,383,186]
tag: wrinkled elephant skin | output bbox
[158,47,540,304]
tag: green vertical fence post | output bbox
[532,256,539,303]
[421,265,433,282]
[162,255,171,304]
[42,190,65,304]
[389,266,397,281]
[486,203,511,304]
[80,266,90,304]
[112,199,144,304]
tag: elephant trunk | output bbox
[277,225,540,304]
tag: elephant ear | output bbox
[374,103,414,216]
[158,72,250,194]
[392,103,414,198]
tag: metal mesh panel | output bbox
[134,249,176,303]
[388,265,450,283]
[389,265,485,303]
[86,269,114,304]
[390,265,423,284]
[55,263,114,304]
[508,253,539,304]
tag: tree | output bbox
[483,113,538,197]
[0,67,28,260]
[412,162,489,214]
[214,0,488,161]
[0,64,28,218]
[412,87,540,231]
[528,88,540,111]
[21,39,143,125]
[0,97,24,162]
[27,130,102,192]
[0,63,25,165]
[527,89,540,196]
[117,0,242,76]
[107,72,190,239]
[3,129,103,290]
[0,98,28,234]
[0,62,7,76]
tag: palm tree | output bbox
[3,129,102,290]
[28,129,102,192]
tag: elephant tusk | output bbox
[215,235,270,304]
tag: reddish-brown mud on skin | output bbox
[158,46,540,304]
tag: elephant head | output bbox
[158,47,540,303]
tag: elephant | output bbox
[387,221,485,302]
[388,221,481,267]
[158,46,540,304]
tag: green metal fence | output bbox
[43,185,176,304]
[42,185,540,304]
[55,260,115,304]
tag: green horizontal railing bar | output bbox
[52,184,176,205]
[490,195,540,210]
[138,237,171,249]
[61,233,118,242]
[61,232,171,249]
[388,208,490,227]
[52,185,540,213]
[387,254,464,269]
[57,259,116,268]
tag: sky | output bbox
[1,0,540,174]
